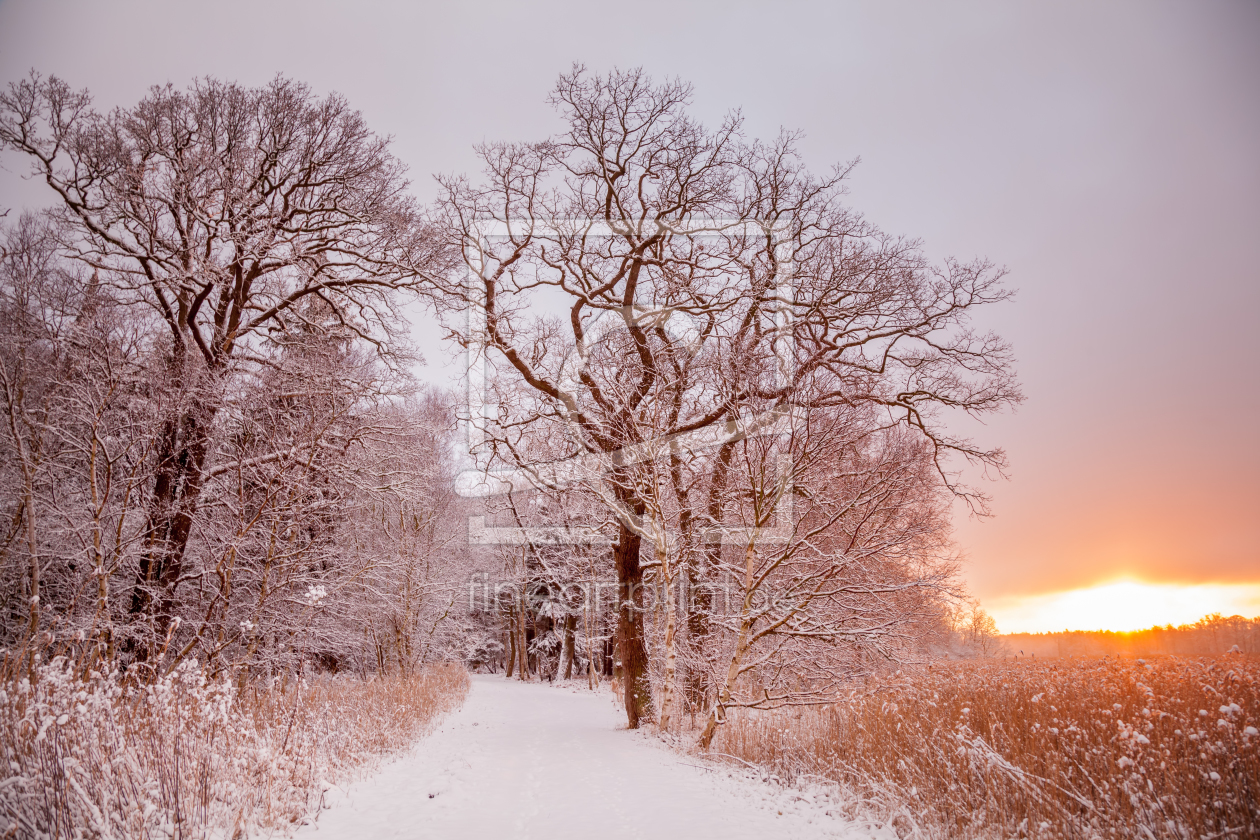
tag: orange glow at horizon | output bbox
[986,580,1260,635]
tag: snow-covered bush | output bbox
[0,657,468,839]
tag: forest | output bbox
[0,67,1017,713]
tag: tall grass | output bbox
[0,658,469,839]
[709,656,1260,838]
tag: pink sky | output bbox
[2,0,1256,630]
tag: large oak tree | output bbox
[0,74,447,652]
[434,66,1020,728]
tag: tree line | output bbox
[0,67,1022,743]
[1005,613,1260,658]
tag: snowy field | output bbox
[299,675,889,840]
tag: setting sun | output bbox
[987,580,1260,634]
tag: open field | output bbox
[0,659,469,839]
[710,655,1259,838]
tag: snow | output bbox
[299,674,891,840]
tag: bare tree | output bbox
[950,600,1004,658]
[693,401,959,747]
[0,216,61,674]
[0,214,158,673]
[436,66,1020,728]
[355,391,467,677]
[0,74,446,654]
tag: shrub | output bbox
[0,658,468,838]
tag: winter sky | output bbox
[1,0,1256,633]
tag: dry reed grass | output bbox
[0,658,469,839]
[709,656,1260,839]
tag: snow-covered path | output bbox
[299,674,887,840]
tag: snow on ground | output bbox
[298,674,893,840]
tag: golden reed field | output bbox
[712,655,1259,839]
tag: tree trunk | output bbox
[21,493,38,681]
[698,543,758,749]
[561,614,577,680]
[128,388,218,651]
[658,554,679,733]
[682,571,713,718]
[584,599,598,689]
[683,437,735,717]
[505,615,516,678]
[698,623,750,749]
[0,360,42,680]
[613,509,652,728]
[517,587,529,680]
[87,436,113,664]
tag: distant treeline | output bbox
[1003,613,1260,658]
